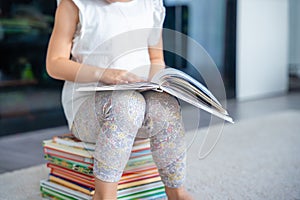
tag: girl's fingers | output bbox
[116,79,129,84]
[122,72,145,83]
[101,69,145,84]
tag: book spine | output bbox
[41,186,76,200]
[117,176,162,190]
[53,137,95,151]
[119,173,160,185]
[51,169,95,189]
[49,175,94,196]
[125,155,154,168]
[44,140,94,158]
[48,163,94,179]
[40,179,93,200]
[120,168,159,181]
[45,154,93,176]
[44,147,94,164]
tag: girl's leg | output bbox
[138,91,193,200]
[72,91,146,199]
[94,179,118,200]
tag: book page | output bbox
[152,68,222,106]
[160,86,233,123]
[161,77,227,115]
[76,82,159,92]
[153,68,233,123]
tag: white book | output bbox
[117,181,165,198]
[40,179,92,200]
[77,68,234,123]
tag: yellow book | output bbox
[120,168,159,181]
[49,175,95,196]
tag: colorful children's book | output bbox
[40,179,92,200]
[44,148,93,164]
[43,139,94,159]
[129,149,152,159]
[41,136,168,200]
[49,174,95,196]
[53,133,95,151]
[41,187,77,200]
[117,176,162,190]
[119,168,159,184]
[118,187,166,200]
[117,181,164,198]
[125,154,155,169]
[53,134,150,152]
[48,163,95,188]
[44,154,93,176]
[41,179,166,200]
[131,139,151,152]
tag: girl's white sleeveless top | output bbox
[56,0,166,128]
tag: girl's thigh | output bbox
[72,90,146,143]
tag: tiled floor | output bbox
[0,91,299,174]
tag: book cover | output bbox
[129,149,152,159]
[53,133,95,151]
[118,187,166,200]
[41,186,77,200]
[40,179,92,200]
[117,176,162,190]
[125,154,154,168]
[43,139,94,159]
[44,145,94,164]
[49,174,95,196]
[53,135,150,152]
[48,163,95,188]
[41,136,168,199]
[44,154,93,176]
[117,181,164,197]
[120,168,159,182]
[131,139,151,152]
[119,173,160,185]
[48,163,94,179]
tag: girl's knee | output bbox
[96,91,146,132]
[144,91,181,121]
[140,91,184,138]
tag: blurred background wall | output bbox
[236,0,289,100]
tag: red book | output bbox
[48,163,95,189]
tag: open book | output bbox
[76,68,234,123]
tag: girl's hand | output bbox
[98,68,145,85]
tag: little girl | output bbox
[46,0,193,199]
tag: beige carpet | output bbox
[0,165,49,200]
[0,110,300,200]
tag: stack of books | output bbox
[40,133,167,200]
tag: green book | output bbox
[117,181,164,198]
[118,187,166,200]
[40,179,92,200]
[44,154,93,176]
[41,187,76,200]
[125,155,154,169]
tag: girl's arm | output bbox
[46,0,142,84]
[148,35,166,81]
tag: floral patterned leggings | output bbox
[71,90,186,188]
